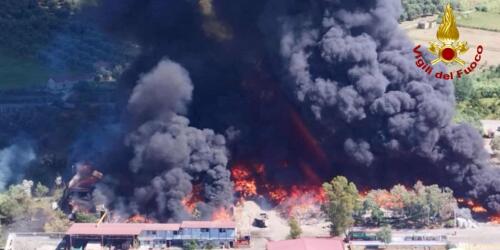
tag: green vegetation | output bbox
[183,240,198,250]
[322,176,458,234]
[34,182,49,197]
[0,50,50,88]
[457,0,500,13]
[322,176,361,236]
[376,226,392,243]
[357,182,457,229]
[359,197,386,226]
[454,65,500,125]
[0,180,70,242]
[456,11,500,31]
[288,217,302,239]
[400,0,461,21]
[0,0,71,57]
[44,209,72,232]
[0,0,132,89]
[74,212,99,223]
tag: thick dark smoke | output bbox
[86,0,500,214]
[105,60,232,220]
[275,0,500,211]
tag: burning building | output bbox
[38,0,500,223]
[60,163,104,217]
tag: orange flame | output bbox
[231,164,258,197]
[212,207,232,221]
[458,198,487,213]
[267,185,326,218]
[489,214,500,224]
[231,162,327,218]
[182,185,203,214]
[127,214,154,223]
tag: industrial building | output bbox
[347,230,448,250]
[266,238,345,250]
[65,220,237,249]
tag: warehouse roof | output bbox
[66,220,234,236]
[181,220,236,229]
[66,223,143,236]
[266,238,344,250]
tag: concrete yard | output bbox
[4,233,65,250]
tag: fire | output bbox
[231,165,257,197]
[182,197,198,214]
[370,190,404,210]
[489,214,500,224]
[268,186,288,204]
[458,198,487,213]
[212,207,232,221]
[230,162,326,219]
[182,185,203,214]
[127,214,154,223]
[472,205,488,213]
[271,185,326,218]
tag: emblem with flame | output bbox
[428,4,468,65]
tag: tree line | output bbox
[454,65,500,127]
[318,176,458,239]
[0,0,130,72]
[400,0,461,21]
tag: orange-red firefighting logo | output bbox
[428,3,468,65]
[413,3,485,80]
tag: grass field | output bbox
[0,49,50,89]
[458,0,500,13]
[457,11,500,31]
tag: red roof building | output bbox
[66,223,184,236]
[266,238,345,250]
[65,221,238,249]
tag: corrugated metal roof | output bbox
[266,238,344,250]
[66,221,234,236]
[142,223,180,231]
[181,221,236,229]
[66,223,143,236]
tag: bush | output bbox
[454,75,474,102]
[444,219,456,228]
[34,182,49,197]
[475,5,488,12]
[74,212,99,223]
[376,226,392,243]
[183,240,198,250]
[288,217,302,239]
[400,0,461,21]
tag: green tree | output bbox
[322,176,361,236]
[454,75,474,102]
[183,240,198,250]
[43,209,71,232]
[360,194,386,226]
[376,226,392,243]
[288,217,302,239]
[0,183,33,223]
[74,212,99,223]
[34,182,49,197]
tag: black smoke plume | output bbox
[86,0,500,215]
